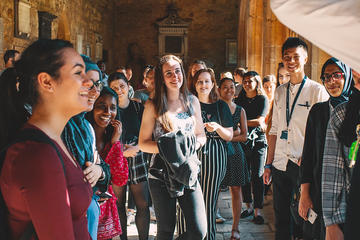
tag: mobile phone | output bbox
[307,208,317,224]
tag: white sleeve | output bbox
[269,90,279,136]
[270,0,360,72]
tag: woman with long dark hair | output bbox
[86,87,129,240]
[235,71,269,225]
[0,39,93,239]
[139,55,207,239]
[108,72,150,240]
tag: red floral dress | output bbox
[97,141,128,240]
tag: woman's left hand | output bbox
[111,120,122,145]
[204,122,220,132]
[83,161,103,187]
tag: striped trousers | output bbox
[178,138,227,240]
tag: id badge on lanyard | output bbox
[281,77,307,140]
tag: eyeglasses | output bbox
[321,72,344,83]
[90,80,104,91]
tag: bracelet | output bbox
[264,164,272,169]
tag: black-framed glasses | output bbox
[321,72,344,83]
[90,80,104,91]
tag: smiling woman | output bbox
[0,39,93,239]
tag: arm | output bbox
[232,108,248,142]
[247,116,265,128]
[13,144,77,239]
[138,100,159,153]
[298,106,318,220]
[192,96,206,149]
[106,141,129,187]
[247,95,269,130]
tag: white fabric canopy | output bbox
[270,0,360,72]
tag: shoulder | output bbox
[6,142,63,183]
[256,94,268,102]
[329,101,348,128]
[306,78,326,92]
[217,99,228,107]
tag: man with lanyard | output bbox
[263,37,329,240]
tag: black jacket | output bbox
[150,130,200,198]
[300,101,330,240]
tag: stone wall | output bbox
[0,0,116,69]
[113,0,239,87]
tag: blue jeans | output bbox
[87,194,100,240]
[149,178,207,240]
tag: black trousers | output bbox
[241,139,267,209]
[272,161,302,240]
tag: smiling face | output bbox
[86,70,101,111]
[53,48,92,115]
[243,76,257,94]
[93,94,117,128]
[162,59,183,91]
[323,63,345,97]
[195,72,214,97]
[282,47,308,74]
[219,79,235,101]
[109,78,128,102]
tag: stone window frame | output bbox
[14,0,31,39]
[226,39,237,67]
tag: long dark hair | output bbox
[0,39,73,149]
[86,87,120,144]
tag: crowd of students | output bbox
[0,33,358,240]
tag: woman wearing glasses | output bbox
[108,72,150,240]
[299,58,352,240]
[62,54,110,240]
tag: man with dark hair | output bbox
[233,67,247,97]
[263,37,329,239]
[1,50,20,75]
[96,60,108,85]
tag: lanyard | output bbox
[286,76,307,127]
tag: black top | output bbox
[235,93,269,132]
[300,101,330,239]
[118,100,144,144]
[200,100,233,137]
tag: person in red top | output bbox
[86,87,129,240]
[0,39,93,239]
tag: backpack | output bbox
[0,128,65,239]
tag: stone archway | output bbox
[56,13,70,41]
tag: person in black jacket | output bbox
[299,58,353,240]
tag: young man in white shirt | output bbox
[263,37,329,240]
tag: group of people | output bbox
[0,32,359,240]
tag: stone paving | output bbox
[121,190,275,240]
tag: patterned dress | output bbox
[222,105,250,186]
[97,141,128,240]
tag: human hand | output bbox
[83,161,103,187]
[326,224,344,240]
[123,144,140,158]
[111,120,122,145]
[298,193,313,220]
[297,157,302,166]
[204,122,220,132]
[263,168,272,185]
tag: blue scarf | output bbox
[321,57,353,107]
